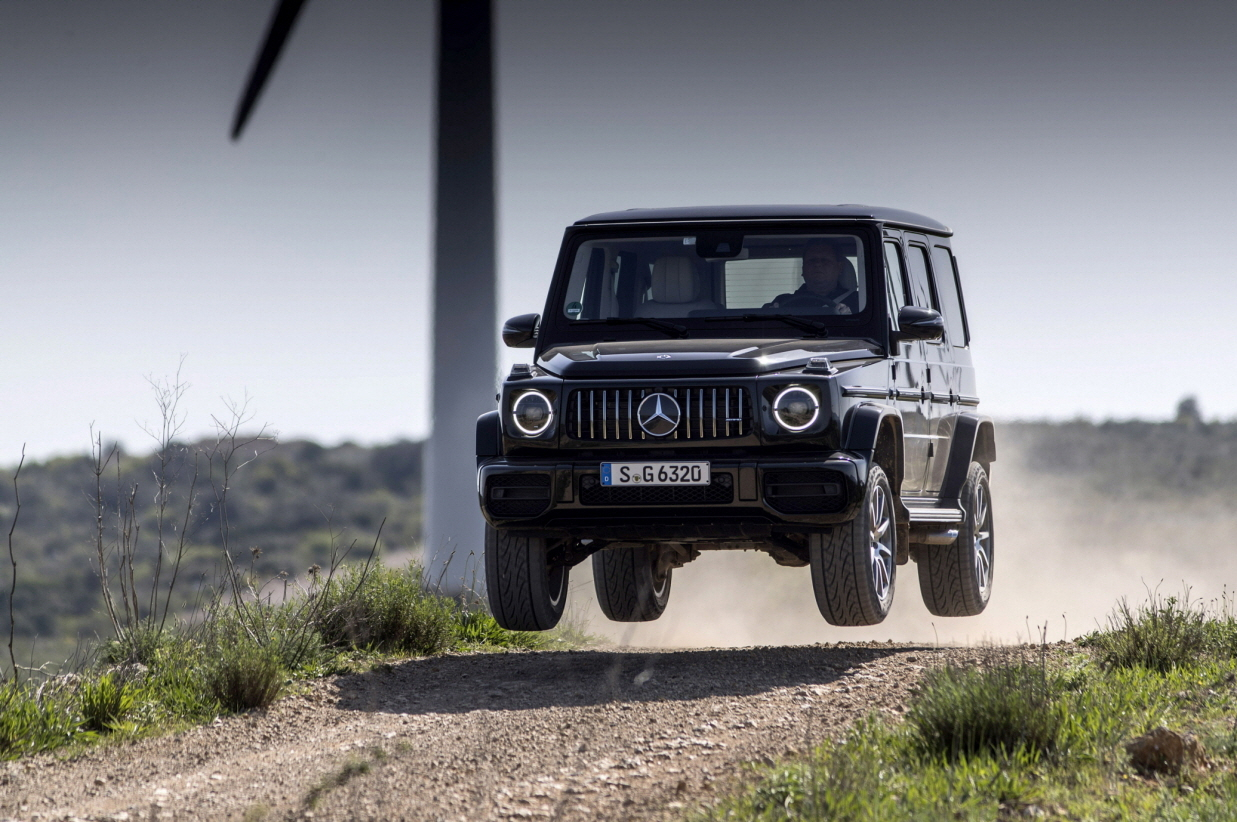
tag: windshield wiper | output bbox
[705,314,829,337]
[574,317,689,338]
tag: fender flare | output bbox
[842,402,909,562]
[938,414,996,507]
[842,402,904,488]
[476,410,501,460]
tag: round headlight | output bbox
[512,390,554,435]
[773,387,820,432]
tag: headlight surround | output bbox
[772,386,820,432]
[511,390,554,436]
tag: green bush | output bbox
[313,564,456,656]
[454,610,545,649]
[99,623,174,667]
[78,672,142,733]
[1082,592,1218,672]
[204,637,284,712]
[908,662,1066,762]
[0,678,81,759]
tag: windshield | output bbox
[559,232,868,323]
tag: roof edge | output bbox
[573,205,951,236]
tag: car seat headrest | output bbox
[838,258,857,292]
[650,256,700,303]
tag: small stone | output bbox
[94,777,106,786]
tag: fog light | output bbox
[773,387,819,432]
[512,390,554,435]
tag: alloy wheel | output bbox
[868,484,894,602]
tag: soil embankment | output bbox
[0,644,973,821]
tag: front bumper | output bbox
[477,453,866,541]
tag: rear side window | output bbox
[904,245,937,311]
[930,245,969,346]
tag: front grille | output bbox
[763,470,847,514]
[486,473,552,518]
[566,386,751,442]
[579,473,733,506]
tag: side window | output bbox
[930,245,969,346]
[882,241,908,310]
[905,245,937,310]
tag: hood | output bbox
[537,337,881,378]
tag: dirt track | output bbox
[0,643,975,821]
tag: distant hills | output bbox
[2,419,1236,669]
[0,439,421,669]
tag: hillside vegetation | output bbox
[0,438,422,670]
[2,417,1237,669]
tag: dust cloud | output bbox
[565,440,1237,648]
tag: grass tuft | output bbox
[78,672,142,733]
[1080,589,1237,672]
[204,636,284,713]
[314,565,457,656]
[455,610,545,649]
[0,678,80,760]
[304,747,386,808]
[908,660,1066,762]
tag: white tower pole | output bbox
[423,0,497,595]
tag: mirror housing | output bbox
[502,313,540,348]
[892,306,945,343]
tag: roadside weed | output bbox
[1081,588,1237,673]
[78,672,144,733]
[0,678,80,760]
[908,660,1068,762]
[455,610,545,649]
[204,635,284,712]
[314,564,457,656]
[304,746,387,808]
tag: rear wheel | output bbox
[810,465,896,626]
[484,525,568,631]
[917,462,994,617]
[592,544,672,622]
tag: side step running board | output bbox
[906,507,964,524]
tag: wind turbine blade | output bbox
[230,0,309,140]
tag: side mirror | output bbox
[892,306,945,343]
[502,313,540,348]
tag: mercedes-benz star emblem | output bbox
[637,393,681,437]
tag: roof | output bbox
[574,204,951,235]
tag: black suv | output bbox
[477,205,995,631]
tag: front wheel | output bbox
[484,525,568,631]
[810,465,896,626]
[917,462,994,617]
[592,544,672,622]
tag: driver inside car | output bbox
[764,241,860,314]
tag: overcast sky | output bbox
[2,0,1235,461]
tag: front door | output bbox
[883,236,930,495]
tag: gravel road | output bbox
[0,644,969,821]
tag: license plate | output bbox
[601,461,710,486]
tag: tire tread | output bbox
[916,462,992,617]
[810,465,894,626]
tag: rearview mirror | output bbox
[892,306,945,343]
[502,313,540,348]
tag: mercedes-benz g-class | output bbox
[477,205,995,630]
